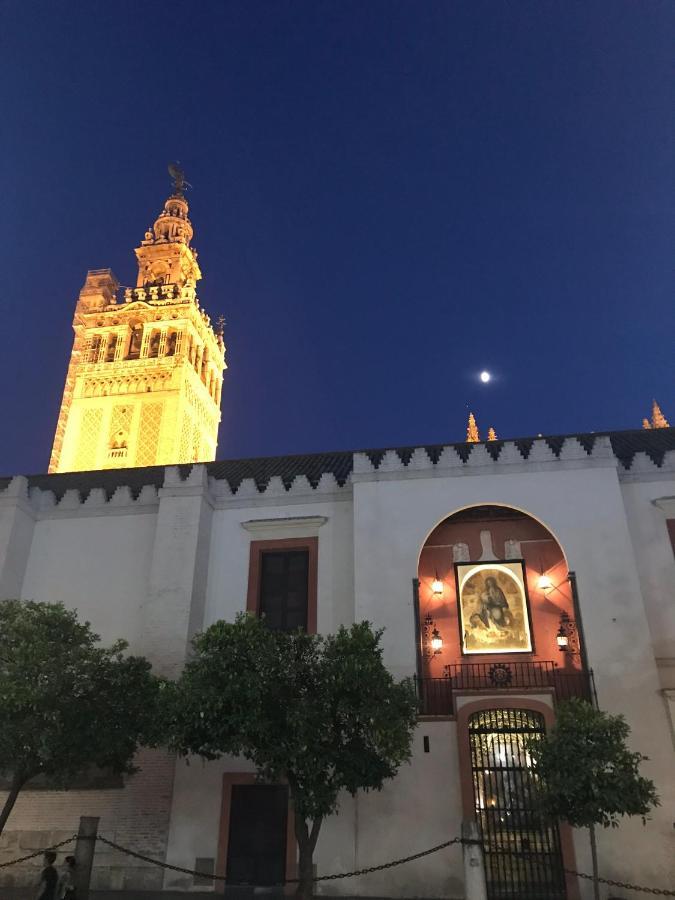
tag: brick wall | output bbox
[0,749,175,892]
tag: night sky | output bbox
[1,1,673,476]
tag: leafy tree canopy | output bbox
[527,698,659,830]
[169,614,418,822]
[0,600,162,797]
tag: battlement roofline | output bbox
[2,428,673,508]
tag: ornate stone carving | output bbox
[504,539,521,558]
[478,529,497,561]
[452,542,470,562]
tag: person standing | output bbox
[36,850,58,900]
[58,855,77,900]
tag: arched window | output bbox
[105,333,117,362]
[148,330,161,358]
[127,325,143,360]
[89,335,103,363]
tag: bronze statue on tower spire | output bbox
[168,162,191,197]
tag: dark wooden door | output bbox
[226,784,288,886]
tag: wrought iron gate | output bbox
[468,708,566,900]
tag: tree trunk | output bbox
[294,811,322,900]
[589,824,600,900]
[0,772,26,837]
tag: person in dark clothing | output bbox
[58,855,77,900]
[37,850,58,900]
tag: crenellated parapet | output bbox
[8,429,675,517]
[351,432,674,479]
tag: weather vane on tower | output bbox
[168,162,192,197]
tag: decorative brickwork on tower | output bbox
[49,173,226,473]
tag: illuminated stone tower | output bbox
[49,170,226,473]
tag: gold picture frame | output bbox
[455,560,533,655]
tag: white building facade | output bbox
[1,430,674,898]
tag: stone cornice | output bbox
[652,497,675,516]
[241,515,328,539]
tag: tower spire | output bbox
[49,171,226,474]
[466,412,480,443]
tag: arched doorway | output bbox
[468,708,566,900]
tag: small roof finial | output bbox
[651,400,670,429]
[487,426,498,441]
[467,412,480,443]
[643,400,670,429]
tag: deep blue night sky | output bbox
[1,1,673,475]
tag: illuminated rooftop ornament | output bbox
[466,412,480,443]
[487,427,498,441]
[642,399,670,430]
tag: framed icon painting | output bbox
[455,560,533,655]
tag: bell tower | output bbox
[49,168,226,473]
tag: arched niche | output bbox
[417,505,579,677]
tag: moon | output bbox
[479,370,491,383]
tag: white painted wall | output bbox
[2,442,674,896]
[620,473,675,677]
[203,496,355,633]
[21,509,157,651]
[350,459,675,891]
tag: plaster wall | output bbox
[620,474,675,683]
[20,509,157,651]
[0,483,36,598]
[162,756,248,892]
[163,722,464,900]
[351,461,675,890]
[345,721,463,899]
[2,448,675,896]
[204,496,355,634]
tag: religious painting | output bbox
[455,560,533,654]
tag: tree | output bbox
[527,698,659,900]
[0,600,162,835]
[169,615,418,898]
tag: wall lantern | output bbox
[423,612,443,658]
[537,573,555,592]
[431,571,444,597]
[556,612,577,652]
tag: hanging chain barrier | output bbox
[563,867,675,898]
[95,834,465,883]
[0,835,79,870]
[1,831,673,895]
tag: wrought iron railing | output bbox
[416,661,595,716]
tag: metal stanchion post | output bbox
[74,816,99,900]
[462,821,487,900]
